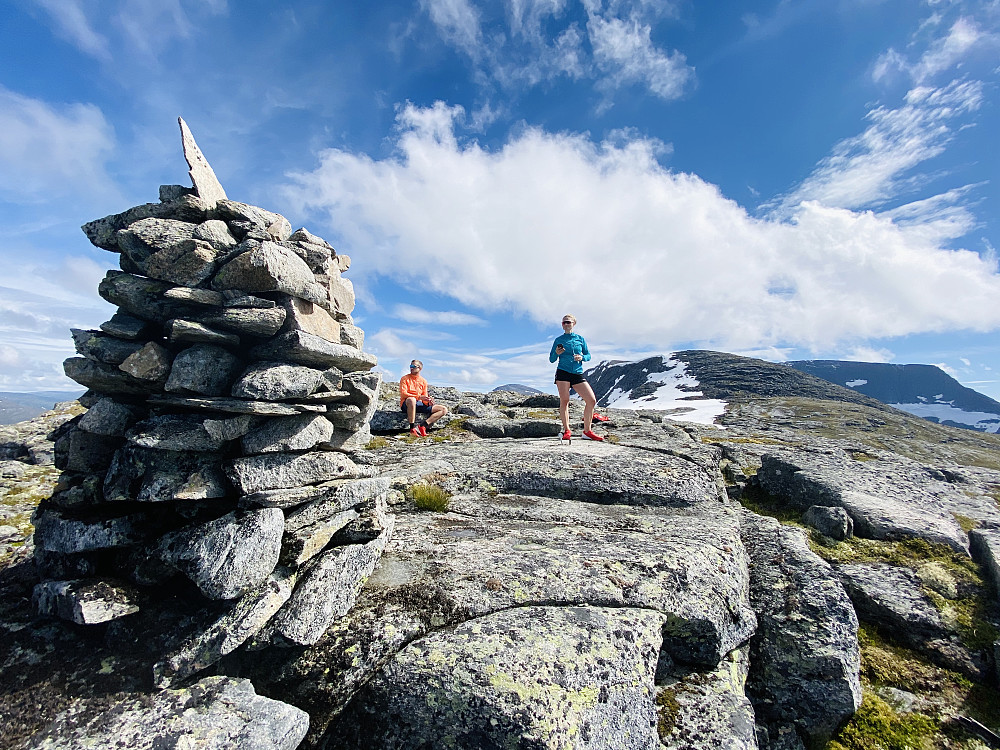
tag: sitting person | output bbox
[399,359,448,437]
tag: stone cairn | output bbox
[30,118,393,688]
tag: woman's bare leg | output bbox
[573,381,598,432]
[556,380,572,431]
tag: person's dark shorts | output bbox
[554,369,586,386]
[400,401,433,414]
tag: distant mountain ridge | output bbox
[492,384,543,395]
[786,360,1000,433]
[0,391,84,426]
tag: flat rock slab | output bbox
[755,450,977,553]
[24,676,308,750]
[326,605,665,750]
[379,440,722,508]
[227,451,362,494]
[148,395,328,416]
[836,563,947,639]
[970,527,1000,597]
[465,417,563,439]
[252,330,377,372]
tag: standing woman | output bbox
[549,314,603,442]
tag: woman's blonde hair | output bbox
[561,314,576,325]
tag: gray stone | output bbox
[116,217,198,266]
[153,568,295,688]
[24,675,308,750]
[223,292,278,308]
[165,344,241,396]
[754,452,972,554]
[241,414,334,455]
[287,240,332,273]
[326,604,663,749]
[282,296,340,342]
[231,361,327,401]
[659,648,757,750]
[326,403,362,430]
[456,400,505,419]
[194,219,238,251]
[179,117,228,206]
[142,239,219,287]
[159,184,194,202]
[65,355,162,397]
[281,508,358,568]
[127,414,248,452]
[156,508,284,600]
[203,415,257,442]
[77,398,145,437]
[83,202,175,251]
[320,425,373,453]
[251,330,377,372]
[188,305,287,337]
[212,240,326,304]
[0,460,27,479]
[240,478,358,510]
[72,329,144,365]
[326,274,356,317]
[163,286,226,306]
[33,578,141,624]
[118,341,173,381]
[100,311,151,340]
[970,527,1000,597]
[465,418,562,439]
[288,227,333,249]
[148,394,328,416]
[168,319,241,347]
[741,510,861,744]
[268,523,393,646]
[98,271,186,323]
[104,446,229,503]
[32,509,156,553]
[339,321,364,349]
[802,505,853,540]
[54,428,120,473]
[227,451,362,495]
[216,200,293,241]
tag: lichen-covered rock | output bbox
[164,344,241,396]
[970,527,1000,597]
[326,605,664,750]
[251,330,377,372]
[33,578,141,624]
[741,510,861,745]
[802,505,853,540]
[226,451,362,494]
[241,414,334,455]
[231,361,329,401]
[212,240,325,304]
[464,417,562,439]
[104,445,229,502]
[32,510,158,553]
[24,676,308,750]
[155,508,284,600]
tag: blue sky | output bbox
[1,0,999,399]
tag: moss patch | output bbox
[827,693,938,750]
[952,514,979,533]
[364,436,389,450]
[654,688,680,741]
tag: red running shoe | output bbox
[419,425,428,437]
[592,413,609,423]
[410,426,422,437]
[560,429,572,442]
[582,429,604,442]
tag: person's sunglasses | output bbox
[410,365,420,369]
[561,321,573,325]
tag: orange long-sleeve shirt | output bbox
[399,373,429,406]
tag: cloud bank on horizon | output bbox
[0,0,998,397]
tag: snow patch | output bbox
[845,379,867,387]
[890,402,1000,433]
[603,355,727,427]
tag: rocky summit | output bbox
[2,127,1000,750]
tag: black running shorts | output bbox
[554,369,586,386]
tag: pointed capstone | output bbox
[178,117,227,207]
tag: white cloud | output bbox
[933,361,960,378]
[586,13,693,101]
[421,0,483,57]
[876,17,996,83]
[843,346,895,363]
[284,102,1000,356]
[0,87,119,203]
[392,303,488,326]
[770,79,983,214]
[960,357,971,366]
[32,0,111,61]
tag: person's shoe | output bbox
[560,429,572,443]
[592,413,609,423]
[419,425,428,437]
[410,426,422,437]
[582,429,604,442]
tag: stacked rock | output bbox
[30,118,393,688]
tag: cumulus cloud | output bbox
[770,80,983,215]
[283,101,1000,356]
[0,87,118,203]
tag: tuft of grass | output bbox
[952,513,979,533]
[409,483,451,511]
[365,436,389,450]
[605,434,620,445]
